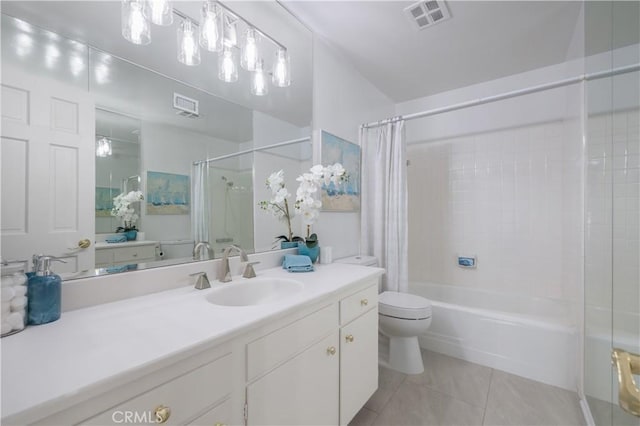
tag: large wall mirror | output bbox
[0,1,312,279]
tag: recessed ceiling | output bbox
[283,1,585,102]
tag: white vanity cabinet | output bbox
[3,271,382,426]
[95,241,157,267]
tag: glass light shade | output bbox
[272,48,291,87]
[199,1,220,52]
[241,28,260,71]
[222,15,237,47]
[177,19,201,66]
[145,0,173,26]
[218,47,238,83]
[96,137,112,157]
[121,0,151,45]
[251,60,268,96]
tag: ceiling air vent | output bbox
[173,92,199,118]
[404,0,451,30]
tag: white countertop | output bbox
[1,263,383,422]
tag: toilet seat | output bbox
[379,291,432,320]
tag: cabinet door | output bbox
[247,332,339,425]
[340,308,379,425]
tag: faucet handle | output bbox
[242,261,260,279]
[189,271,211,290]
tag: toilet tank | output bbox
[159,240,195,260]
[335,255,378,267]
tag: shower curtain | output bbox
[192,163,210,245]
[360,119,408,293]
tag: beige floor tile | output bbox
[349,407,379,426]
[405,349,493,408]
[483,370,585,426]
[365,366,407,413]
[587,396,640,426]
[372,381,485,426]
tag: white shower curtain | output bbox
[360,119,408,293]
[192,163,210,244]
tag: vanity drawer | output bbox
[187,398,231,426]
[340,283,377,326]
[95,249,114,266]
[247,303,338,381]
[113,245,156,263]
[83,353,232,425]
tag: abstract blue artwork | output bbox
[320,131,360,211]
[146,171,190,215]
[95,187,119,217]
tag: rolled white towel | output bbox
[1,276,15,287]
[13,285,27,297]
[6,312,24,331]
[12,273,27,286]
[1,306,10,321]
[1,322,12,335]
[1,286,16,302]
[10,296,27,311]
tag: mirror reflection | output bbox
[0,2,312,279]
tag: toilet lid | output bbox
[379,291,432,320]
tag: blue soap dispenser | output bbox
[27,256,65,325]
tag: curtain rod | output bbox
[193,136,311,166]
[361,63,640,129]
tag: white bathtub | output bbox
[411,282,578,390]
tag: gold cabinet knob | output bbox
[154,404,171,424]
[327,346,337,355]
[214,423,227,426]
[345,334,354,343]
[360,299,368,306]
[78,239,91,249]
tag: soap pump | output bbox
[27,255,65,325]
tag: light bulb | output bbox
[241,28,259,71]
[251,60,268,96]
[218,47,238,83]
[122,0,151,45]
[96,137,112,157]
[199,1,219,52]
[146,0,173,26]
[177,19,200,66]
[272,48,290,87]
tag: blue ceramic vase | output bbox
[125,230,138,241]
[297,242,320,263]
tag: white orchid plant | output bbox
[111,190,144,232]
[259,163,347,247]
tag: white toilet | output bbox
[335,255,432,375]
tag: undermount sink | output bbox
[206,278,304,306]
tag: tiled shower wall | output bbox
[407,119,582,303]
[586,108,640,320]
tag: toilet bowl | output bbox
[335,255,433,375]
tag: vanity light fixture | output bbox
[121,0,151,45]
[272,47,290,88]
[199,1,220,52]
[241,27,259,71]
[145,0,173,26]
[218,45,238,83]
[96,136,113,158]
[120,0,291,93]
[177,18,200,66]
[251,59,268,96]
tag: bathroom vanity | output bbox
[1,263,383,425]
[94,241,159,268]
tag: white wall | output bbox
[311,37,395,260]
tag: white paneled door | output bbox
[1,66,95,273]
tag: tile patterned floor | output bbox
[350,350,586,426]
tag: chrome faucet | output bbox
[217,245,248,283]
[189,271,211,290]
[193,241,213,260]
